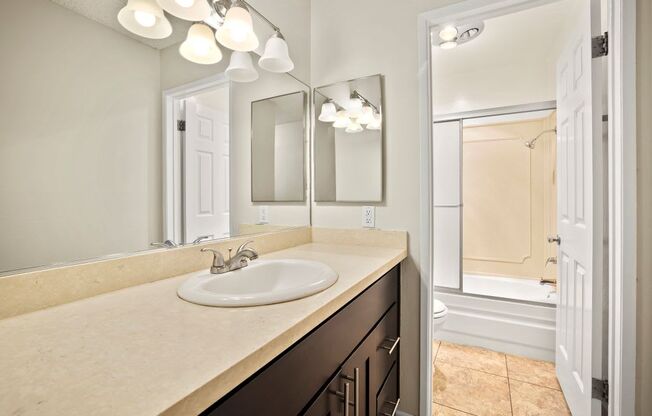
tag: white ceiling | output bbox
[431,0,582,76]
[50,0,191,49]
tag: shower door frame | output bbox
[417,1,638,416]
[432,100,558,301]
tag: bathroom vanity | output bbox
[204,266,400,416]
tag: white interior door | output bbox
[554,0,604,414]
[183,98,230,243]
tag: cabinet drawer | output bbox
[369,303,399,397]
[304,369,346,416]
[376,363,399,416]
[203,266,399,416]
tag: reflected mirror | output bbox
[313,74,383,202]
[0,0,311,274]
[251,91,307,202]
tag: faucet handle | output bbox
[236,240,256,254]
[201,248,226,274]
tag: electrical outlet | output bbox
[362,206,375,228]
[258,206,269,224]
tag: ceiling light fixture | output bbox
[179,23,223,65]
[439,40,458,50]
[118,0,172,39]
[438,25,458,41]
[225,51,259,82]
[258,30,294,73]
[156,0,211,21]
[215,0,259,52]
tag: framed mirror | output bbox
[313,74,384,203]
[251,91,307,202]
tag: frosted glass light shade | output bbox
[358,105,374,124]
[318,101,337,122]
[366,113,382,130]
[347,97,363,118]
[439,26,458,41]
[156,0,211,21]
[215,4,259,52]
[333,110,351,128]
[225,51,259,82]
[345,120,363,133]
[439,40,457,50]
[258,32,294,73]
[179,23,223,65]
[118,0,172,39]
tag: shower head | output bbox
[525,128,557,149]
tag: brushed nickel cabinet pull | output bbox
[380,337,400,355]
[380,398,400,416]
[334,382,351,416]
[342,368,360,416]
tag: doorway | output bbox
[417,0,617,414]
[162,75,231,246]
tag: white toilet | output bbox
[432,298,448,333]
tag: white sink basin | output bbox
[177,259,339,307]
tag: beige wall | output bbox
[462,114,557,280]
[0,0,162,271]
[636,0,651,414]
[310,0,458,413]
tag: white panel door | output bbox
[554,0,604,414]
[183,99,230,243]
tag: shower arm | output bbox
[525,128,557,149]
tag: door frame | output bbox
[161,74,230,243]
[417,1,637,415]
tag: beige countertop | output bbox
[0,242,406,416]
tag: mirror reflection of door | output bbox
[182,87,230,244]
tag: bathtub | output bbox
[435,274,557,361]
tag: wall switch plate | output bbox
[362,206,375,228]
[258,206,269,224]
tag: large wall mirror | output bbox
[251,91,307,202]
[313,74,384,202]
[0,0,311,274]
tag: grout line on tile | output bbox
[507,377,563,392]
[505,354,515,416]
[434,358,509,379]
[432,400,478,416]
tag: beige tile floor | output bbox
[433,341,571,416]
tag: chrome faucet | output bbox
[201,241,259,275]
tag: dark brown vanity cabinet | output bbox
[202,265,400,416]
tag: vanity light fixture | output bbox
[258,30,295,73]
[366,113,382,130]
[358,105,375,125]
[225,51,259,82]
[318,100,337,122]
[346,96,363,118]
[179,23,223,65]
[118,0,172,39]
[156,0,211,21]
[215,0,259,52]
[345,120,364,134]
[117,0,295,75]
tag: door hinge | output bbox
[177,120,186,132]
[592,378,609,407]
[592,32,608,58]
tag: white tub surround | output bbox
[435,290,556,362]
[0,228,406,416]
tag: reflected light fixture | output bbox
[358,105,375,125]
[225,51,259,82]
[118,0,172,39]
[259,30,294,73]
[318,101,337,122]
[179,23,223,65]
[345,120,364,134]
[156,0,211,21]
[439,25,458,41]
[215,0,259,52]
[333,111,351,129]
[347,97,363,118]
[366,113,382,130]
